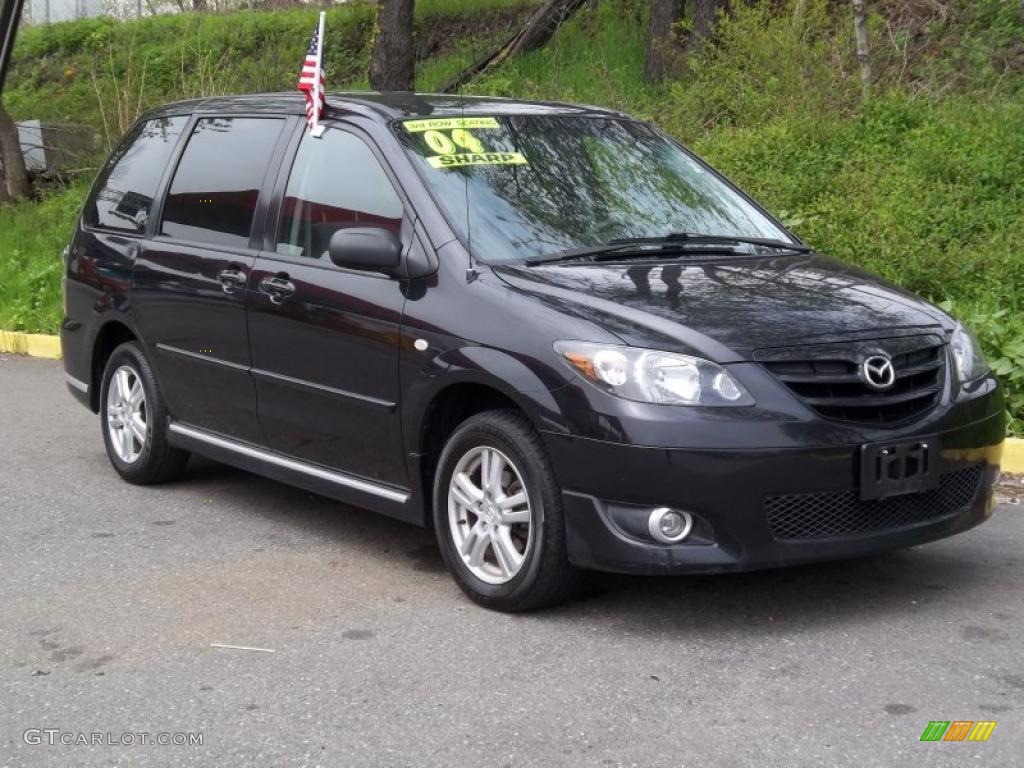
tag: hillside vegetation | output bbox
[2,0,1022,431]
[4,0,539,147]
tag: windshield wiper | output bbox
[614,232,811,252]
[525,232,810,266]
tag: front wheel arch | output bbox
[414,377,560,526]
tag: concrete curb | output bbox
[1,330,1022,473]
[0,330,62,359]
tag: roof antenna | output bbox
[457,38,478,284]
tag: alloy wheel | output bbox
[447,446,533,585]
[106,364,148,464]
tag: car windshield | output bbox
[395,114,791,264]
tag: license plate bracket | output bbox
[859,437,939,501]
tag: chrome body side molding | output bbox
[167,421,409,504]
[65,373,90,394]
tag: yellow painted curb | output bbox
[0,330,62,359]
[1004,438,1024,476]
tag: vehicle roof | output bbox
[142,91,633,123]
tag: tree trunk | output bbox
[192,0,208,11]
[440,0,589,93]
[0,103,29,202]
[644,0,684,83]
[851,0,871,100]
[369,0,415,92]
[1,0,27,96]
[687,0,728,55]
[503,0,589,57]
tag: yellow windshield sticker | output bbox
[427,152,528,169]
[403,117,500,133]
[405,118,525,169]
[423,128,486,155]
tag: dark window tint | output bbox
[277,130,404,259]
[161,118,284,248]
[84,117,187,233]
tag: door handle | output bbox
[217,268,247,294]
[259,275,296,304]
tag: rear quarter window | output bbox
[83,116,188,234]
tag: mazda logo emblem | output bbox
[861,355,896,390]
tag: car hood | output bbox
[491,253,952,362]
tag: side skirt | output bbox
[167,421,424,526]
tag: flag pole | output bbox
[311,10,326,138]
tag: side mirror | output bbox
[328,227,402,273]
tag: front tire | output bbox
[100,341,188,484]
[433,410,580,612]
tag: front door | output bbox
[248,126,410,486]
[134,115,288,444]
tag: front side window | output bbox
[161,117,284,248]
[277,130,404,259]
[396,115,791,263]
[84,116,187,233]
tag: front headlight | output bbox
[950,323,989,383]
[554,341,754,406]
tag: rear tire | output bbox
[100,341,188,485]
[433,409,581,612]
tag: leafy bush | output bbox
[944,303,1024,435]
[919,0,1024,94]
[662,0,860,136]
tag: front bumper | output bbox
[542,409,1004,575]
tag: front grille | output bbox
[757,335,946,426]
[764,464,984,541]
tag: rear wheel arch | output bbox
[99,339,189,484]
[90,321,138,412]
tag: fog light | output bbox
[647,507,693,544]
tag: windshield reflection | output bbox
[397,115,788,263]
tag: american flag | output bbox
[297,20,326,128]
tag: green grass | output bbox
[0,183,86,333]
[3,0,537,150]
[462,0,652,109]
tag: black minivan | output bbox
[61,92,1005,611]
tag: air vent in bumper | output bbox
[764,463,984,541]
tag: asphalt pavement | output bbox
[1,354,1021,767]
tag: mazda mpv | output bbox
[61,93,1005,611]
